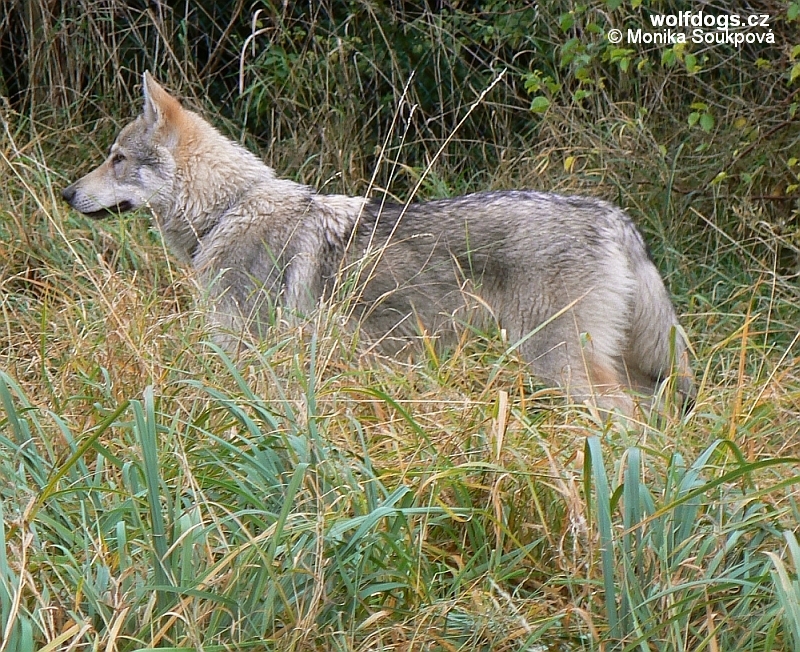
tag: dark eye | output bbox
[111,152,125,166]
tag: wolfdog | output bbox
[62,72,694,416]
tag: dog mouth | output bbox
[61,185,137,219]
[82,201,135,219]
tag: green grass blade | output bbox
[768,532,800,649]
[585,435,619,639]
[132,387,172,613]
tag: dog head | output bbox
[62,72,182,218]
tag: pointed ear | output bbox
[142,71,182,128]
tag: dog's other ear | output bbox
[142,71,182,128]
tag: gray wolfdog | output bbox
[62,72,695,416]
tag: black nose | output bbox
[61,185,75,203]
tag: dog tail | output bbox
[626,246,696,409]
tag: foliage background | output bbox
[1,1,800,650]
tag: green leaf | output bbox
[524,73,542,94]
[530,96,551,113]
[790,63,800,84]
[688,112,700,126]
[700,112,714,132]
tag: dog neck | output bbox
[152,111,279,262]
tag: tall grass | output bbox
[1,0,800,650]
